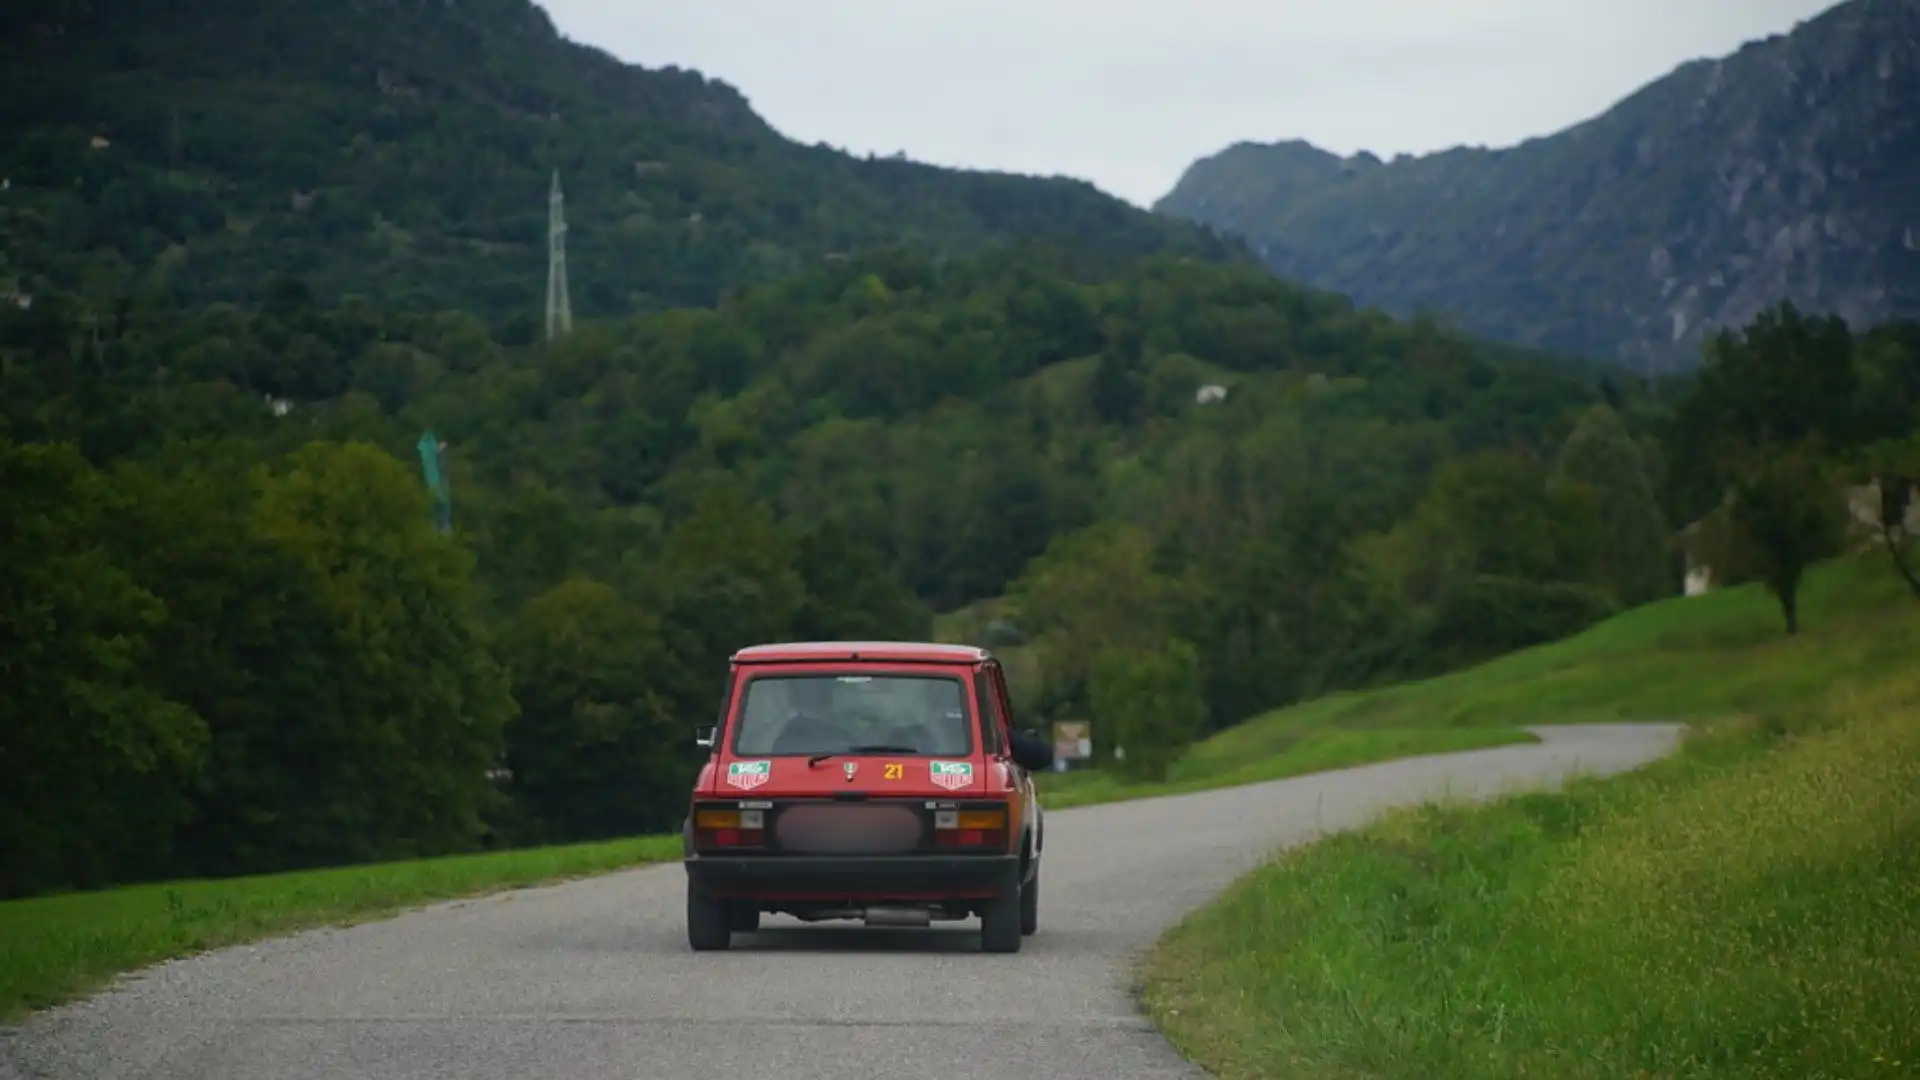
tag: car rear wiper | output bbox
[807,744,919,767]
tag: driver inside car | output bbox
[769,678,844,755]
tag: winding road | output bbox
[1,723,1683,1080]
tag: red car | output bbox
[681,641,1055,953]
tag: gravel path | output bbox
[0,722,1684,1080]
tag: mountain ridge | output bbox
[1154,0,1920,372]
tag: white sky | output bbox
[538,0,1843,208]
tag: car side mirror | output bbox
[694,725,716,750]
[1008,728,1053,772]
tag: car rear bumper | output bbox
[685,853,1018,901]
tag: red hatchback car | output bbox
[681,641,1054,953]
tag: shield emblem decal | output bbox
[726,761,770,791]
[844,761,858,782]
[929,761,974,790]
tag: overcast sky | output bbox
[538,0,1841,208]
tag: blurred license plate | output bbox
[775,804,922,854]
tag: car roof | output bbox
[730,641,992,666]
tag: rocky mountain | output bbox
[0,0,1244,331]
[1154,0,1920,373]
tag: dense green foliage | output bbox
[6,218,1911,900]
[1026,299,1920,783]
[0,0,1241,330]
[2,237,1650,898]
[1087,639,1207,783]
[1665,304,1920,630]
[1154,0,1920,372]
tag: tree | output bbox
[1555,404,1673,606]
[651,475,805,676]
[1666,302,1858,514]
[1715,443,1850,634]
[1190,484,1372,726]
[1087,639,1207,783]
[251,440,515,862]
[467,479,591,613]
[106,444,359,877]
[1856,432,1920,600]
[791,519,931,642]
[499,578,688,842]
[1684,302,1859,454]
[1850,322,1920,598]
[947,433,1068,605]
[1007,523,1183,724]
[0,438,206,896]
[1393,450,1602,598]
[1850,320,1920,452]
[1667,303,1916,616]
[1089,349,1143,425]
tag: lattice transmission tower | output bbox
[545,169,573,341]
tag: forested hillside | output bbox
[0,0,1242,328]
[9,196,1917,907]
[3,240,1667,899]
[1155,0,1920,372]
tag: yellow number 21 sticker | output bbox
[882,763,904,780]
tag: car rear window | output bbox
[730,672,974,756]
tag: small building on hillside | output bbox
[1680,518,1715,596]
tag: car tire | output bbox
[980,878,1023,954]
[727,902,761,933]
[1019,864,1039,937]
[687,883,733,951]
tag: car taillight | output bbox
[933,806,1007,849]
[694,807,765,849]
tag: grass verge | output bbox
[1139,556,1920,1080]
[0,833,679,1021]
[1038,554,1906,807]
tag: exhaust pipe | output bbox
[862,906,933,928]
[790,908,862,922]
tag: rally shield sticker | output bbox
[726,760,771,791]
[929,760,974,791]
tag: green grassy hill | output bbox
[1195,546,1912,735]
[1140,553,1920,1079]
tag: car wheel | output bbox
[727,902,761,933]
[1019,864,1039,937]
[687,883,732,951]
[980,875,1023,954]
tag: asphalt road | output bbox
[1,722,1683,1080]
